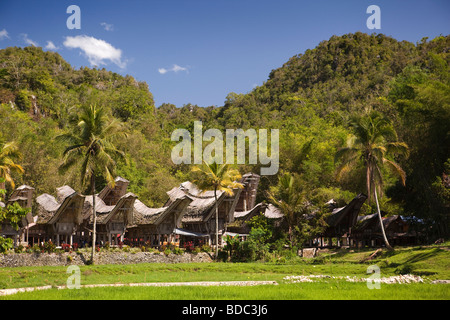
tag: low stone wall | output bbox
[0,251,213,268]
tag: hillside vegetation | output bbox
[0,32,448,239]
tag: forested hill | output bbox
[210,32,449,128]
[0,32,449,237]
[0,45,154,122]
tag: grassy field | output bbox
[1,282,448,300]
[0,245,448,300]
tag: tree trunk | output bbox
[374,187,393,251]
[288,225,294,248]
[214,186,218,260]
[367,165,372,203]
[91,174,97,264]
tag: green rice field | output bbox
[1,245,449,300]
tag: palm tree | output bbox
[0,141,24,190]
[57,104,126,263]
[266,172,308,248]
[335,111,409,250]
[191,161,243,259]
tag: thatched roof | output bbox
[355,214,404,232]
[234,202,265,220]
[35,186,84,225]
[36,194,62,223]
[132,193,192,226]
[7,184,34,208]
[166,182,227,223]
[2,186,35,228]
[84,195,114,215]
[228,202,283,233]
[97,176,130,205]
[234,202,283,220]
[264,204,284,219]
[132,200,167,225]
[8,196,28,202]
[166,187,189,203]
[56,185,77,202]
[168,178,258,224]
[182,194,225,223]
[229,203,264,230]
[383,215,403,229]
[180,181,222,199]
[326,193,367,228]
[83,192,137,224]
[355,213,378,231]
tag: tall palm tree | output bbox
[191,161,243,259]
[0,141,24,190]
[57,105,126,263]
[266,172,308,248]
[335,111,409,250]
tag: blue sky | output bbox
[0,0,449,108]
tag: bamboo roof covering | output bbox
[355,214,403,232]
[234,202,264,219]
[263,204,284,219]
[83,192,137,224]
[35,186,84,224]
[7,184,34,208]
[56,185,77,202]
[36,193,62,223]
[165,182,227,223]
[97,176,130,204]
[233,203,283,220]
[326,193,367,228]
[132,188,192,226]
[132,200,167,225]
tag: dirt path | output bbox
[2,277,448,297]
[0,280,278,296]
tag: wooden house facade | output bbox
[29,180,137,247]
[168,173,261,247]
[352,214,417,247]
[166,182,230,246]
[83,192,137,245]
[2,174,420,250]
[97,176,130,205]
[126,194,192,247]
[316,193,368,247]
[97,177,193,248]
[234,173,260,212]
[31,186,85,246]
[165,181,242,246]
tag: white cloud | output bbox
[20,33,38,47]
[63,35,126,68]
[45,41,59,51]
[100,22,114,31]
[158,64,189,74]
[158,68,168,74]
[0,29,9,40]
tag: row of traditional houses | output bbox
[315,194,418,248]
[1,173,418,249]
[0,174,269,248]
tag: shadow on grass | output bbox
[404,248,442,264]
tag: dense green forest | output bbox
[0,32,448,239]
